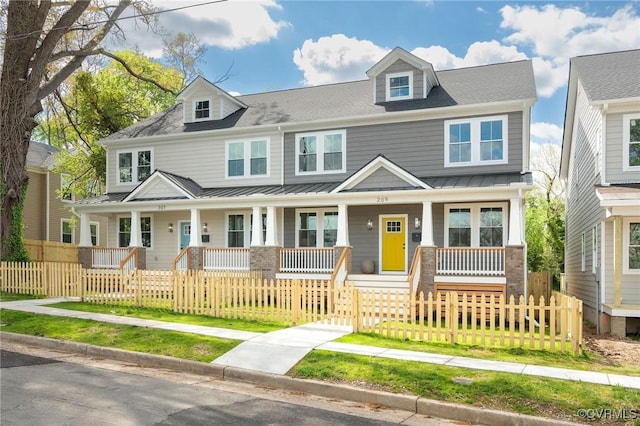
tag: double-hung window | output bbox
[194,99,211,120]
[118,216,152,248]
[226,138,268,178]
[118,149,152,184]
[624,218,640,273]
[296,130,346,175]
[445,116,508,167]
[61,219,73,244]
[623,113,640,170]
[386,72,413,101]
[445,204,507,247]
[225,211,267,247]
[90,222,99,246]
[296,209,338,248]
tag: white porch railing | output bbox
[91,248,130,269]
[280,248,335,273]
[436,247,505,276]
[203,248,250,271]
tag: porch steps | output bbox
[347,274,410,294]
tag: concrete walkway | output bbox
[1,298,638,390]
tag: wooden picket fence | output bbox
[349,290,583,354]
[0,261,82,297]
[0,261,583,354]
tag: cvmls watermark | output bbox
[577,408,639,421]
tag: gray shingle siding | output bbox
[564,85,606,313]
[283,111,524,185]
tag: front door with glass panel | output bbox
[180,222,191,250]
[380,215,407,272]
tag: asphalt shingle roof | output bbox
[27,141,58,168]
[571,49,640,102]
[104,60,536,141]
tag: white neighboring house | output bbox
[561,49,640,337]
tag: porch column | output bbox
[265,206,278,246]
[420,201,435,246]
[129,211,141,247]
[251,206,264,246]
[336,203,349,246]
[189,208,202,247]
[78,212,93,247]
[613,216,622,307]
[507,197,523,245]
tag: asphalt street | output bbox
[0,345,458,426]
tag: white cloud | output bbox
[293,34,389,85]
[531,122,563,145]
[111,0,290,56]
[500,4,640,97]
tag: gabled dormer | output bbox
[177,76,247,124]
[366,47,439,104]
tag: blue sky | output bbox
[117,1,640,152]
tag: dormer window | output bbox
[386,72,413,101]
[194,99,210,120]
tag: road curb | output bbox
[0,332,581,426]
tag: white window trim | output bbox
[295,208,339,248]
[90,221,99,246]
[117,214,154,250]
[295,129,347,176]
[623,217,640,274]
[116,148,154,185]
[193,98,212,122]
[225,211,250,248]
[385,71,413,101]
[444,203,508,247]
[444,115,509,167]
[622,113,640,171]
[61,218,74,244]
[225,137,270,179]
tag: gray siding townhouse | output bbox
[560,49,640,337]
[73,47,536,299]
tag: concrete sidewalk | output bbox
[1,297,638,390]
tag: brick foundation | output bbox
[505,245,525,300]
[187,247,202,270]
[78,247,92,269]
[419,246,436,297]
[250,246,280,280]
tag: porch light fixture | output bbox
[414,217,421,229]
[202,223,208,233]
[168,223,173,233]
[367,218,373,230]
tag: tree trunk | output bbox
[1,1,45,260]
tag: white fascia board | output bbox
[74,183,530,215]
[100,99,533,148]
[332,156,430,193]
[590,97,640,108]
[122,173,194,202]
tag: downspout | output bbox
[600,104,608,186]
[597,104,608,334]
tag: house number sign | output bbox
[157,205,166,210]
[377,196,389,203]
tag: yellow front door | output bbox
[381,216,406,272]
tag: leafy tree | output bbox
[526,144,565,282]
[38,51,185,199]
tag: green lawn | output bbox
[0,291,44,302]
[0,309,238,362]
[48,301,288,333]
[2,303,639,425]
[291,350,640,424]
